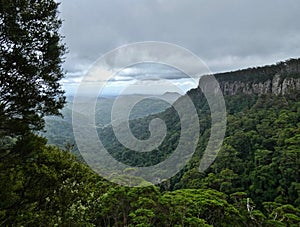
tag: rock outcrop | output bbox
[218,74,300,96]
[199,58,300,96]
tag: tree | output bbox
[0,0,66,136]
[0,134,109,226]
[158,189,242,226]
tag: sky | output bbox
[58,0,300,96]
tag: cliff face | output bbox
[199,58,300,96]
[219,74,300,96]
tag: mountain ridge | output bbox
[198,58,300,96]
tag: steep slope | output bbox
[206,58,300,96]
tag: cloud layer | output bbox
[59,0,300,94]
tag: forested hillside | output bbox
[42,93,180,151]
[2,57,299,225]
[92,59,300,225]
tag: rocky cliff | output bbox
[199,58,300,96]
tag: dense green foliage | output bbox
[0,0,66,136]
[1,89,299,226]
[99,103,181,167]
[94,89,300,226]
[0,136,280,226]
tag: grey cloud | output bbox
[111,72,188,82]
[112,63,189,82]
[66,71,85,78]
[59,0,300,82]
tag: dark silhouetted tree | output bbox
[0,0,66,136]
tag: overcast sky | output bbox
[58,0,300,95]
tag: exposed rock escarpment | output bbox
[199,58,300,96]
